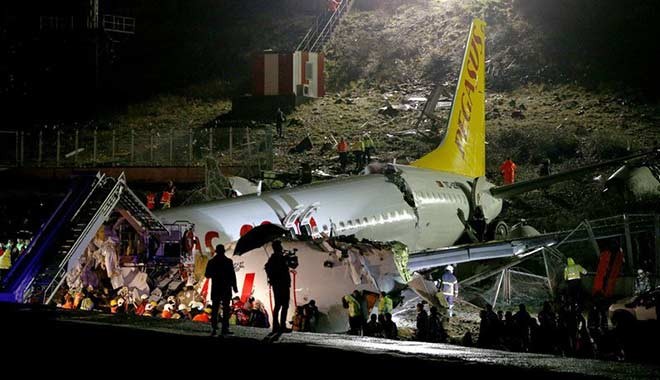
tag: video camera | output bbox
[284,248,299,269]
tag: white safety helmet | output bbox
[117,298,125,307]
[163,303,174,312]
[446,265,454,272]
[638,269,645,275]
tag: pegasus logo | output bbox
[454,24,484,159]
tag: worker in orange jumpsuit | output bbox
[499,158,517,184]
[146,192,156,210]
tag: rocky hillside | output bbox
[59,0,659,231]
[278,0,660,231]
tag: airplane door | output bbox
[282,205,306,235]
[298,202,320,238]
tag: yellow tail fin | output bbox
[412,19,486,177]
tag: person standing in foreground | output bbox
[205,244,238,336]
[265,240,293,333]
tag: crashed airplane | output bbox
[154,18,658,331]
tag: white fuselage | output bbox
[155,165,502,330]
[157,165,501,252]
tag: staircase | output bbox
[38,174,125,304]
[296,0,352,53]
[0,174,97,303]
[0,173,129,304]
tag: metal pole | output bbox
[150,129,154,164]
[584,220,601,257]
[267,125,273,169]
[131,129,135,164]
[505,269,511,304]
[38,129,43,167]
[246,126,252,164]
[56,130,61,167]
[542,249,554,296]
[169,127,173,165]
[209,128,213,156]
[74,129,79,166]
[654,214,660,277]
[493,269,505,308]
[623,214,634,273]
[229,126,233,161]
[189,128,193,165]
[20,131,24,166]
[15,132,19,166]
[93,128,97,164]
[112,129,116,163]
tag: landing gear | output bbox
[488,220,509,241]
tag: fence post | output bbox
[112,129,116,163]
[20,131,24,167]
[131,128,135,165]
[150,129,154,164]
[93,128,98,164]
[229,126,233,162]
[246,126,252,166]
[266,125,273,169]
[15,131,19,166]
[189,128,193,165]
[38,129,43,167]
[209,128,213,156]
[74,129,79,166]
[169,127,173,165]
[56,130,61,167]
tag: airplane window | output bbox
[339,222,345,228]
[363,217,369,224]
[355,219,361,225]
[322,225,328,231]
[347,220,353,227]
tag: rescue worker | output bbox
[441,265,458,317]
[160,180,176,208]
[205,244,238,336]
[351,137,365,170]
[275,107,285,138]
[378,291,393,316]
[146,192,156,210]
[634,268,651,295]
[183,225,196,256]
[564,257,587,306]
[499,157,517,184]
[192,307,212,322]
[160,190,172,209]
[343,290,362,335]
[337,137,349,173]
[0,241,12,281]
[415,302,429,341]
[363,134,375,163]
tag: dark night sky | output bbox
[1,0,658,123]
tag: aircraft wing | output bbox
[490,148,659,199]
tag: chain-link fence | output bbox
[2,125,273,171]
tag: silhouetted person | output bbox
[415,302,429,341]
[539,158,551,176]
[265,240,292,333]
[205,244,237,336]
[275,107,285,138]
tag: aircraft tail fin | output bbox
[412,19,486,177]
